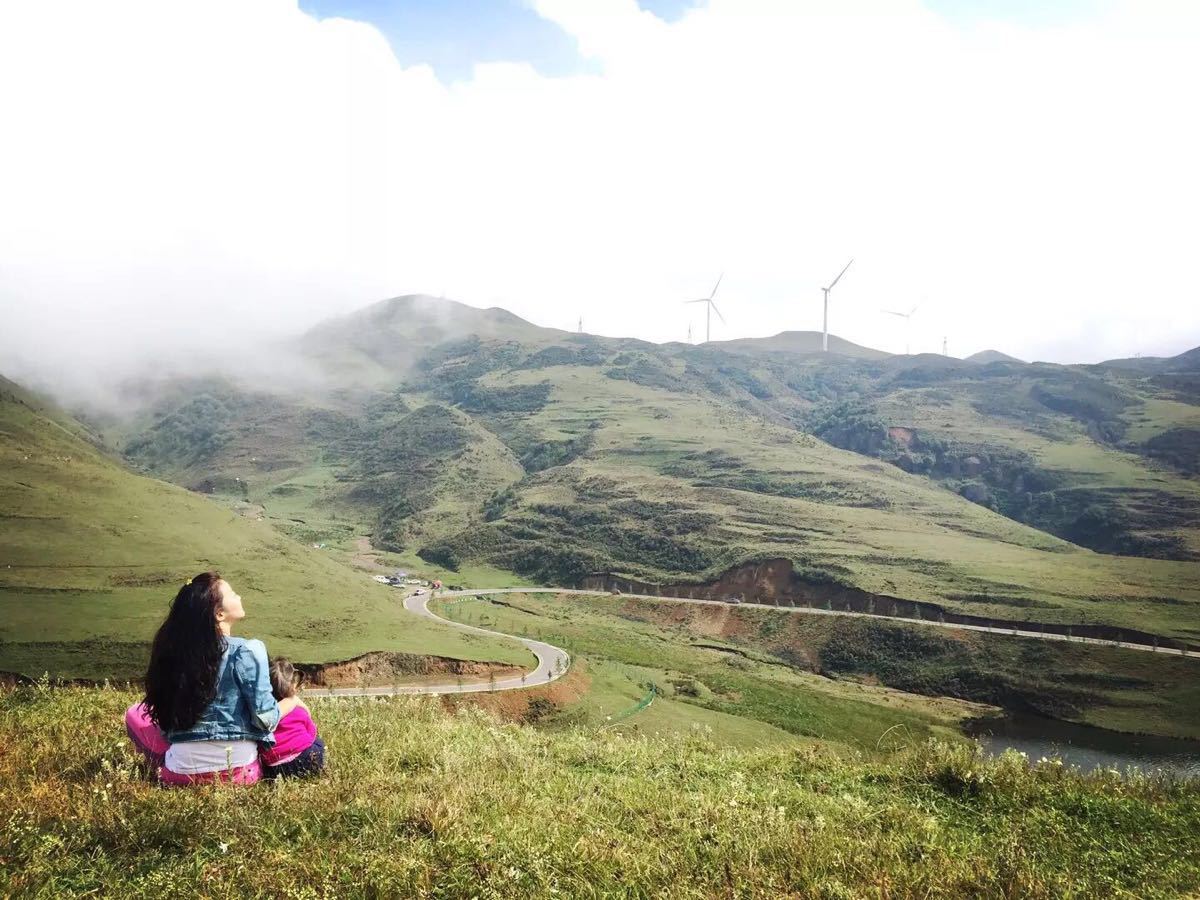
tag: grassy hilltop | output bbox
[3,684,1199,898]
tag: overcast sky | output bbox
[2,0,1199,402]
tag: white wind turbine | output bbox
[821,259,854,352]
[685,274,726,343]
[882,304,920,355]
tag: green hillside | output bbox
[0,377,529,679]
[79,297,1200,647]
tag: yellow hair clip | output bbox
[184,576,193,586]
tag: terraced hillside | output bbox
[56,296,1200,647]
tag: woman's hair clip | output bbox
[184,576,193,587]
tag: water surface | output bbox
[966,713,1200,778]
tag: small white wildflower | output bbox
[219,842,229,854]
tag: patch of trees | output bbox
[520,345,608,369]
[447,483,724,584]
[815,619,1102,719]
[714,364,774,400]
[781,365,877,403]
[349,404,475,553]
[1141,427,1200,475]
[450,381,552,414]
[124,392,248,470]
[605,355,682,392]
[303,409,363,454]
[356,405,470,475]
[1000,486,1194,560]
[1030,373,1132,442]
[519,428,596,474]
[807,402,891,455]
[1150,373,1200,404]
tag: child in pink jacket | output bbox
[261,657,325,778]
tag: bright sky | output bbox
[2,0,1199,400]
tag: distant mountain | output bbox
[966,349,1025,365]
[706,330,889,360]
[1099,346,1200,374]
[25,294,1200,654]
[295,294,568,387]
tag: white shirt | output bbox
[165,739,258,774]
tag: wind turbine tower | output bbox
[882,305,920,355]
[821,259,854,352]
[684,274,726,343]
[578,316,583,334]
[942,336,948,357]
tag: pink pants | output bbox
[124,703,262,786]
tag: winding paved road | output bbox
[309,591,570,698]
[312,584,1197,699]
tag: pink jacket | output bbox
[260,705,318,767]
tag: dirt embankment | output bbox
[583,558,1199,653]
[350,536,391,573]
[440,659,591,724]
[3,653,526,690]
[297,651,524,688]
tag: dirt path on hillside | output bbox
[350,536,390,573]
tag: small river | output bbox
[965,713,1200,778]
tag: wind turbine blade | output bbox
[827,258,854,290]
[910,304,920,316]
[882,310,907,318]
[711,302,727,325]
[684,299,708,304]
[709,272,724,300]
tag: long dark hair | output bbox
[143,571,227,732]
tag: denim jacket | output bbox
[167,636,281,745]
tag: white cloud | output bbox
[1,0,1199,401]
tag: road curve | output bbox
[309,591,570,698]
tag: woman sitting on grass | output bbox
[124,571,294,785]
[260,657,325,779]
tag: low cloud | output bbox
[2,0,1199,404]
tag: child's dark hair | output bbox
[269,657,299,701]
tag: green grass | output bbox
[0,384,527,679]
[431,365,1200,637]
[435,594,976,752]
[3,684,1199,898]
[595,594,1200,739]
